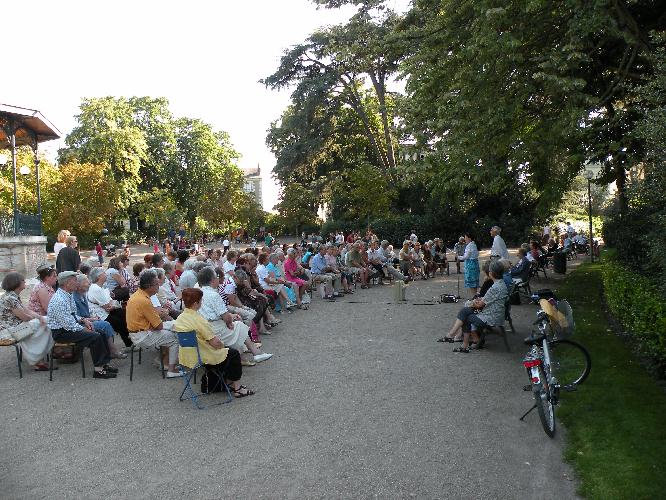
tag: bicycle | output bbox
[519,291,591,437]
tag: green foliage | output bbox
[555,262,666,499]
[601,252,666,370]
[273,182,320,235]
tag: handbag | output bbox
[8,321,35,342]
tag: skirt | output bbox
[464,258,480,288]
[18,319,54,365]
[209,320,249,352]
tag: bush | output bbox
[601,251,666,370]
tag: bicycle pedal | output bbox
[562,384,577,392]
[522,384,532,392]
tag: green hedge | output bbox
[601,252,666,368]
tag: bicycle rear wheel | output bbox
[550,339,591,388]
[534,366,556,437]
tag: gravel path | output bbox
[0,265,581,499]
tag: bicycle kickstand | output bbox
[519,404,537,421]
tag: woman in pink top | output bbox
[28,265,57,316]
[284,247,309,307]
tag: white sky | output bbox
[2,0,378,211]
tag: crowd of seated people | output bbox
[0,229,476,393]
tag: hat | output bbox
[57,271,78,284]
[36,263,53,274]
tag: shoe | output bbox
[241,359,257,367]
[253,342,263,349]
[93,370,117,379]
[102,365,119,373]
[166,371,183,378]
[253,353,273,363]
[111,352,128,359]
[333,292,343,297]
[325,295,336,301]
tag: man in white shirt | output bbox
[490,226,510,260]
[409,230,418,244]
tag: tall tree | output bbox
[263,8,405,182]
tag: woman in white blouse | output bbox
[88,267,132,347]
[458,232,480,296]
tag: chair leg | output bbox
[130,346,135,381]
[500,327,511,352]
[80,347,86,378]
[49,346,54,382]
[160,349,165,379]
[15,345,22,379]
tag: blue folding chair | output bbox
[176,330,233,409]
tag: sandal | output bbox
[453,346,470,353]
[34,362,55,371]
[436,337,455,343]
[231,385,255,398]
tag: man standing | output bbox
[47,271,116,379]
[490,226,510,260]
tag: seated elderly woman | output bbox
[127,262,144,294]
[437,260,509,352]
[104,256,130,301]
[196,266,272,365]
[510,248,531,282]
[161,262,181,303]
[153,268,181,319]
[179,261,207,289]
[411,242,428,280]
[233,268,279,330]
[0,272,54,371]
[346,242,369,288]
[174,288,254,397]
[256,253,294,311]
[28,264,57,316]
[215,269,257,330]
[283,247,310,308]
[399,241,416,281]
[88,267,132,347]
[422,242,438,278]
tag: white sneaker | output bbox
[166,371,183,378]
[253,353,273,363]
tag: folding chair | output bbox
[0,338,23,378]
[477,294,514,352]
[176,331,233,409]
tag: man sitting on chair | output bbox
[47,271,116,379]
[310,245,342,301]
[126,269,181,378]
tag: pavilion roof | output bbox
[0,103,61,149]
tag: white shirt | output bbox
[199,285,228,321]
[223,239,230,247]
[53,242,66,259]
[491,235,509,259]
[367,248,384,263]
[543,226,551,235]
[256,264,270,288]
[459,242,479,261]
[223,260,236,275]
[87,283,114,320]
[410,233,418,243]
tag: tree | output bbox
[40,161,119,238]
[134,188,185,238]
[273,182,319,235]
[167,118,243,230]
[263,8,405,182]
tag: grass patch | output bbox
[555,262,666,499]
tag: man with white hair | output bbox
[379,240,406,282]
[490,226,510,260]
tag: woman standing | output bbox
[0,272,54,371]
[458,233,480,296]
[53,230,70,260]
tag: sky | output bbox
[1,0,380,211]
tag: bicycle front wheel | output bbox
[550,339,591,388]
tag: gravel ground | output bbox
[0,256,582,499]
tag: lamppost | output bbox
[584,169,595,263]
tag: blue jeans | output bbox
[93,320,115,339]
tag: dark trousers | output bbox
[206,348,242,382]
[105,308,132,346]
[456,306,488,333]
[241,295,268,325]
[370,263,384,279]
[51,328,111,367]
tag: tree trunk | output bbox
[369,71,396,172]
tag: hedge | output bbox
[601,251,666,369]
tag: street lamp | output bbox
[584,169,595,263]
